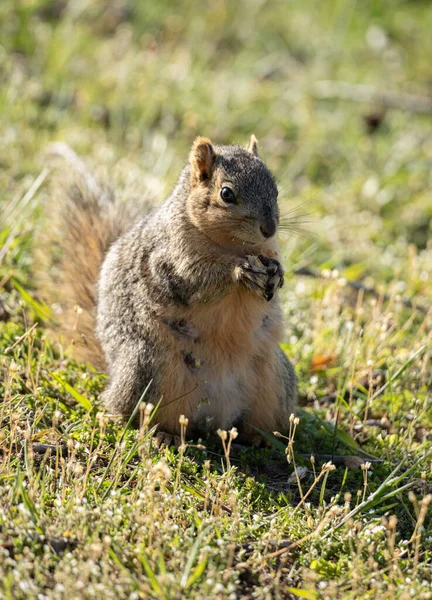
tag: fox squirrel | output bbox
[41,136,297,437]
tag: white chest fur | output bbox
[193,369,247,429]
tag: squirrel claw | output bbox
[236,254,284,301]
[153,431,182,449]
[243,262,267,276]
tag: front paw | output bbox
[234,255,284,301]
[257,254,284,301]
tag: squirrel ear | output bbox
[189,137,216,184]
[248,134,259,157]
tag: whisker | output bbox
[278,197,313,215]
[278,193,321,221]
[278,221,316,235]
[278,228,316,241]
[279,209,316,220]
[279,219,315,227]
[279,221,312,230]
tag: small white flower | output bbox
[217,429,227,441]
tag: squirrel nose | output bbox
[260,220,276,239]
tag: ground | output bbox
[1,1,432,599]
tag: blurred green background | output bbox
[1,0,432,294]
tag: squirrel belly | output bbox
[177,273,286,432]
[99,278,291,435]
[96,217,295,435]
[40,136,297,437]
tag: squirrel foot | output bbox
[153,430,182,449]
[235,254,284,301]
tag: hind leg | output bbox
[275,347,297,427]
[102,342,158,419]
[102,338,198,436]
[244,347,297,438]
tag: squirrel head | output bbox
[185,136,279,248]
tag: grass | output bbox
[1,0,432,598]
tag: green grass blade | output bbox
[368,344,429,403]
[12,279,52,322]
[140,553,163,596]
[51,373,93,411]
[180,525,212,589]
[252,426,287,452]
[96,379,153,493]
[286,588,319,599]
[185,554,208,589]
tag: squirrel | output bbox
[40,136,297,439]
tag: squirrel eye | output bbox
[220,186,236,204]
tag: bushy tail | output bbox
[37,144,140,369]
